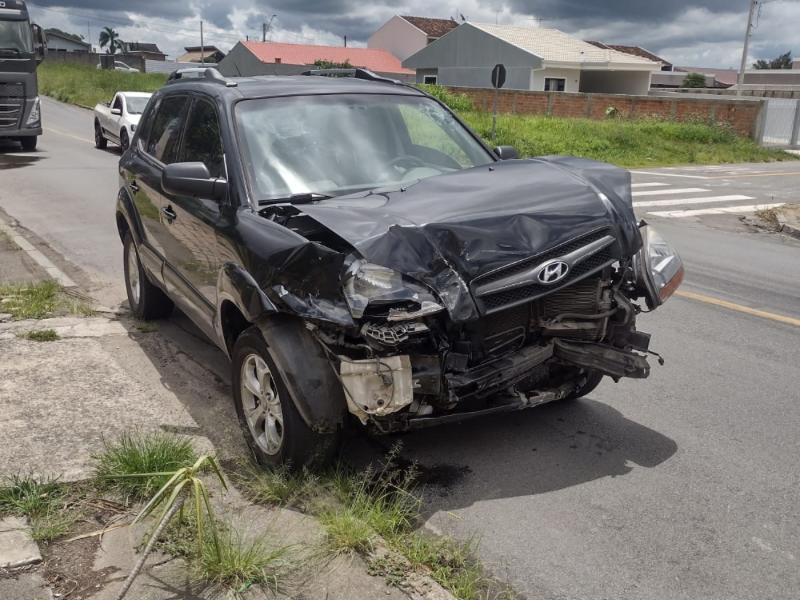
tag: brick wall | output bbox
[451,87,765,139]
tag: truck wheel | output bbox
[565,369,605,400]
[120,129,129,153]
[232,325,341,470]
[20,137,37,152]
[123,232,173,320]
[94,121,107,149]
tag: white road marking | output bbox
[630,170,711,180]
[632,187,708,197]
[44,126,94,145]
[0,220,77,287]
[633,194,754,208]
[648,203,785,218]
[630,182,669,188]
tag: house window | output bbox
[544,78,566,92]
[423,75,438,84]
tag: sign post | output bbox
[490,63,506,142]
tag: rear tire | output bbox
[20,136,37,151]
[123,232,173,320]
[565,369,605,400]
[232,325,341,470]
[94,121,107,149]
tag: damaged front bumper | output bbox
[336,336,651,431]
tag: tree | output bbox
[682,72,706,88]
[99,27,122,55]
[753,51,792,69]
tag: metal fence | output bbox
[759,98,800,147]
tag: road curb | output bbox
[0,218,76,288]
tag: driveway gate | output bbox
[760,98,800,147]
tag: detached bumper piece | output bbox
[553,339,650,379]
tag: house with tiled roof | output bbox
[120,41,166,61]
[586,41,673,71]
[368,15,459,63]
[217,40,413,80]
[404,22,660,94]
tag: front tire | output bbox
[20,136,37,152]
[232,325,341,470]
[565,369,605,400]
[120,129,130,153]
[123,232,173,320]
[94,121,107,149]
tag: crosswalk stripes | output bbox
[648,203,785,218]
[629,181,783,219]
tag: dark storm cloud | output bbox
[250,0,379,40]
[508,0,743,25]
[30,0,194,21]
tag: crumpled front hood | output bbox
[301,157,642,322]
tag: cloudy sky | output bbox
[27,0,800,68]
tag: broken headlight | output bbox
[633,223,684,309]
[343,260,444,320]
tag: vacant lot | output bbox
[38,62,166,108]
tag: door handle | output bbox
[161,206,177,222]
[129,180,140,192]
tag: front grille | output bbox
[0,83,24,131]
[476,245,616,313]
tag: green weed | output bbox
[19,329,60,342]
[38,62,166,108]
[93,432,198,503]
[0,474,75,543]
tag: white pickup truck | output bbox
[93,91,151,152]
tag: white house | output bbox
[45,29,91,53]
[404,22,661,95]
[368,16,458,62]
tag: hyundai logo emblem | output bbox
[537,260,569,284]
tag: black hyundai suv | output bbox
[116,67,684,468]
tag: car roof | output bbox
[161,74,426,101]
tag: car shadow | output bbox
[115,308,677,512]
[373,397,678,516]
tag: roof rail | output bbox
[300,67,400,85]
[166,67,238,87]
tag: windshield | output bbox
[235,94,493,202]
[0,20,33,55]
[126,96,150,114]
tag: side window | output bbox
[145,95,189,164]
[112,95,123,112]
[181,98,225,179]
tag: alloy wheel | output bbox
[126,245,140,307]
[240,353,284,455]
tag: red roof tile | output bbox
[242,40,413,75]
[401,16,459,38]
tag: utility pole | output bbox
[200,21,205,63]
[262,22,267,42]
[344,35,347,47]
[737,0,758,96]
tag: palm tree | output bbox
[99,27,122,55]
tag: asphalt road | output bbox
[2,97,800,600]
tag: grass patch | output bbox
[93,432,198,503]
[0,474,75,543]
[38,62,166,108]
[234,463,318,508]
[460,111,794,168]
[0,281,93,320]
[196,528,292,594]
[19,328,60,342]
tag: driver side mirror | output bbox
[494,145,519,160]
[31,24,46,64]
[111,108,122,116]
[162,162,227,201]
